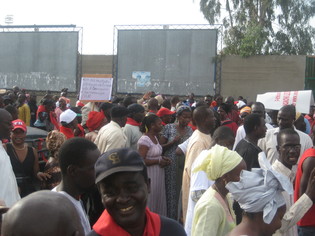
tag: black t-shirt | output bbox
[87,215,186,236]
[235,138,262,171]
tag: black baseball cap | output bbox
[95,148,145,184]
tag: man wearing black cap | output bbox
[123,104,145,150]
[95,106,130,153]
[87,148,186,236]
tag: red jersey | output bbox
[294,147,315,227]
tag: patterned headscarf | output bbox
[46,130,66,158]
[176,105,191,116]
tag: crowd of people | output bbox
[1,87,315,236]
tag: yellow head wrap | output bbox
[295,112,301,120]
[193,144,243,180]
[240,106,251,114]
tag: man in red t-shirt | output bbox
[294,147,315,235]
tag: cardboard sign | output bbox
[79,77,113,102]
[256,90,314,113]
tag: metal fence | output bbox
[112,24,223,96]
[0,25,83,95]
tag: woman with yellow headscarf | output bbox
[191,144,246,236]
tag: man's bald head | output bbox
[2,191,84,236]
[193,106,215,134]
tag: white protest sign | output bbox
[79,77,113,101]
[256,90,314,113]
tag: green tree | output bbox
[200,0,315,56]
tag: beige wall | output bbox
[80,54,307,101]
[221,55,306,102]
[82,55,113,74]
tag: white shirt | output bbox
[233,123,274,150]
[123,124,142,150]
[178,137,191,155]
[52,188,91,235]
[185,150,214,236]
[94,121,127,153]
[182,130,212,221]
[0,141,20,207]
[258,127,313,165]
[272,160,313,236]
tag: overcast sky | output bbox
[1,0,209,54]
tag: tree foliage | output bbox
[200,0,315,56]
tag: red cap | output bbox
[12,119,27,132]
[156,108,175,117]
[76,101,85,107]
